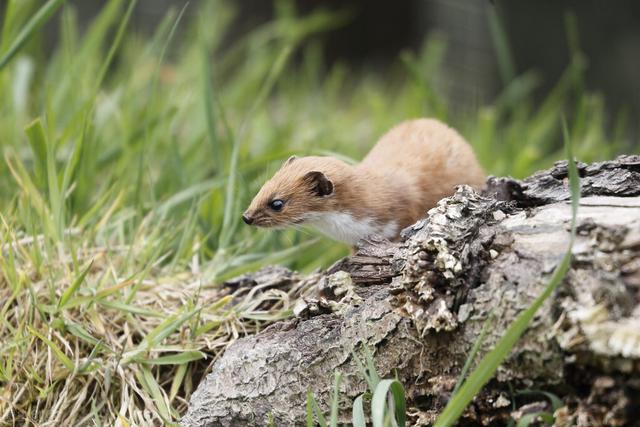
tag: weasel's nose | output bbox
[242,214,254,225]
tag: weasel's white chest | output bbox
[305,212,397,245]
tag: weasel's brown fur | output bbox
[243,118,485,244]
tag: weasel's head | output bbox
[242,156,341,228]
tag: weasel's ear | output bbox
[284,155,297,166]
[304,171,334,197]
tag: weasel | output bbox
[242,118,485,245]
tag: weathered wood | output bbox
[182,155,640,427]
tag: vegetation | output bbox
[0,0,635,425]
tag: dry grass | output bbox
[0,214,313,425]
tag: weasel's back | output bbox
[360,118,485,219]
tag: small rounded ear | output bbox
[284,155,297,166]
[304,171,334,197]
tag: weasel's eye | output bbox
[268,199,285,211]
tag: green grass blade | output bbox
[487,6,516,85]
[267,413,276,427]
[434,126,580,427]
[330,372,342,427]
[45,129,63,238]
[309,391,328,427]
[154,179,222,215]
[452,312,495,396]
[77,339,104,374]
[60,139,85,213]
[65,321,101,347]
[371,379,406,427]
[352,394,367,427]
[246,44,293,120]
[134,351,205,366]
[306,391,315,427]
[217,133,240,250]
[97,300,162,318]
[201,46,222,170]
[137,365,172,421]
[24,118,47,187]
[23,118,64,238]
[214,238,321,282]
[169,363,188,402]
[352,351,375,392]
[352,346,382,395]
[27,325,74,372]
[0,0,65,71]
[365,346,381,391]
[94,0,137,93]
[57,259,93,309]
[215,44,293,251]
[139,308,201,350]
[562,118,580,214]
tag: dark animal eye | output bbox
[268,199,285,211]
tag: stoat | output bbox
[242,118,485,245]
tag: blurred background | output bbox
[45,0,640,123]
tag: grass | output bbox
[0,0,636,425]
[306,348,407,427]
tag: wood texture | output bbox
[183,155,640,427]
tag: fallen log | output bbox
[182,155,640,426]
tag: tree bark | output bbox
[182,155,640,427]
